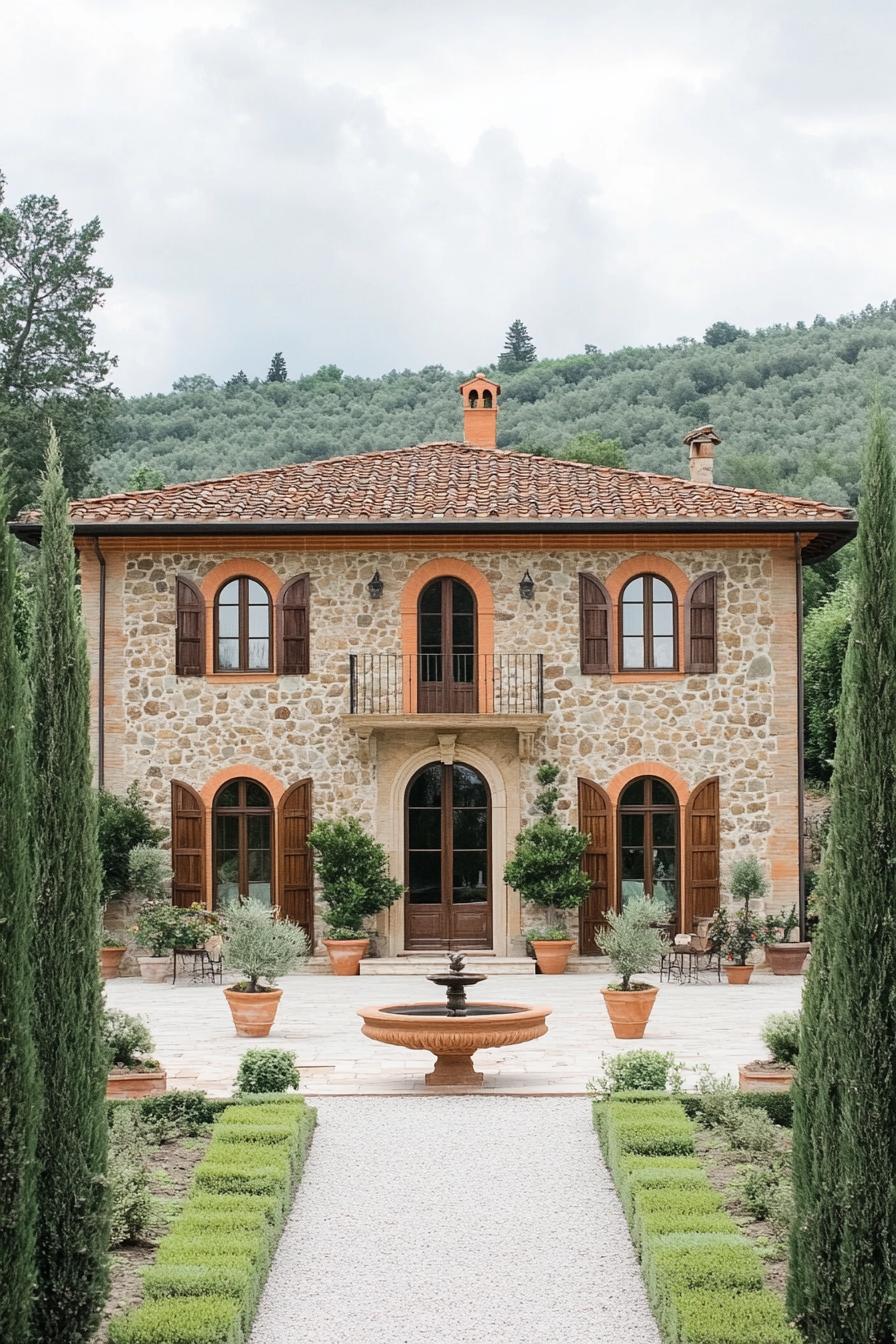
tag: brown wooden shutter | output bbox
[171,780,205,908]
[278,575,309,675]
[685,571,719,673]
[579,573,612,673]
[578,779,612,954]
[278,779,313,941]
[686,776,720,929]
[175,576,205,676]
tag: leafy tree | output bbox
[498,318,537,372]
[788,405,896,1341]
[266,351,288,383]
[171,373,216,393]
[0,473,39,1342]
[704,320,748,347]
[0,172,115,509]
[97,782,166,901]
[503,763,590,927]
[557,432,627,468]
[125,463,165,491]
[803,581,853,781]
[307,817,403,937]
[224,369,249,393]
[30,427,109,1341]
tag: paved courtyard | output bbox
[105,968,803,1095]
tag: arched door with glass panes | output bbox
[618,777,679,932]
[405,762,491,949]
[417,577,477,713]
[213,779,273,910]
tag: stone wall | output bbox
[80,537,800,951]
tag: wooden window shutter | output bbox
[171,780,205,908]
[278,574,309,675]
[577,779,612,954]
[685,571,719,673]
[579,573,612,674]
[686,776,720,927]
[278,780,313,942]
[175,576,205,676]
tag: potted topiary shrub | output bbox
[307,817,404,975]
[597,896,669,1037]
[222,899,310,1035]
[761,904,811,975]
[740,1010,800,1092]
[709,856,767,984]
[504,763,590,974]
[99,925,127,979]
[104,1008,167,1098]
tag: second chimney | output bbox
[459,373,500,448]
[683,424,720,485]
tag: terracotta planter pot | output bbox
[100,946,126,980]
[106,1068,167,1099]
[601,985,659,1039]
[530,940,574,975]
[764,942,810,976]
[723,963,754,985]
[137,955,171,983]
[224,986,283,1037]
[323,938,370,976]
[738,1062,794,1093]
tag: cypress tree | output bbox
[788,404,896,1341]
[266,351,288,382]
[0,473,39,1343]
[498,318,537,372]
[31,427,109,1342]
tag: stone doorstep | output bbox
[358,956,536,976]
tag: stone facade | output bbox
[82,534,800,954]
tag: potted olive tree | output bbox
[761,904,810,975]
[307,817,404,975]
[222,899,310,1035]
[597,896,669,1036]
[504,763,590,973]
[709,855,766,984]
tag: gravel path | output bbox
[250,1097,660,1344]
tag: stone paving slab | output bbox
[105,970,803,1096]
[250,1097,661,1344]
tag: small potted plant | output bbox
[761,904,810,976]
[739,1010,800,1092]
[709,856,767,984]
[99,925,128,979]
[104,1008,167,1098]
[307,817,404,975]
[222,899,309,1035]
[504,763,590,974]
[597,896,669,1037]
[131,900,182,982]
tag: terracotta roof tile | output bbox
[19,442,854,527]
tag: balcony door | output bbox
[405,762,491,949]
[417,577,477,713]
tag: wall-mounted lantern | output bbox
[519,569,535,600]
[367,570,384,600]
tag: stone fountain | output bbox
[357,952,551,1088]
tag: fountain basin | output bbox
[358,1001,551,1088]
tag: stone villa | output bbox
[14,377,855,960]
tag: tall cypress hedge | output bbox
[31,429,109,1341]
[0,475,39,1343]
[788,405,896,1341]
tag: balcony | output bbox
[343,653,547,761]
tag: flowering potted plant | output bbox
[504,763,590,974]
[597,896,669,1037]
[103,1008,167,1099]
[307,818,403,975]
[222,899,309,1035]
[709,856,767,984]
[761,904,810,976]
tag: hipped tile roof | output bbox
[21,441,854,527]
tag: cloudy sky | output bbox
[3,0,895,394]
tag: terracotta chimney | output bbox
[683,424,720,485]
[459,372,500,448]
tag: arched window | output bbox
[619,777,679,927]
[468,389,479,408]
[620,575,676,670]
[215,577,272,671]
[213,779,273,909]
[481,389,493,408]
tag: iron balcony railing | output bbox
[348,652,544,716]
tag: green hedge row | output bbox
[605,1089,793,1129]
[108,1094,316,1344]
[594,1097,798,1343]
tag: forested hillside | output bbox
[95,302,896,504]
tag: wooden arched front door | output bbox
[417,577,477,713]
[405,762,491,949]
